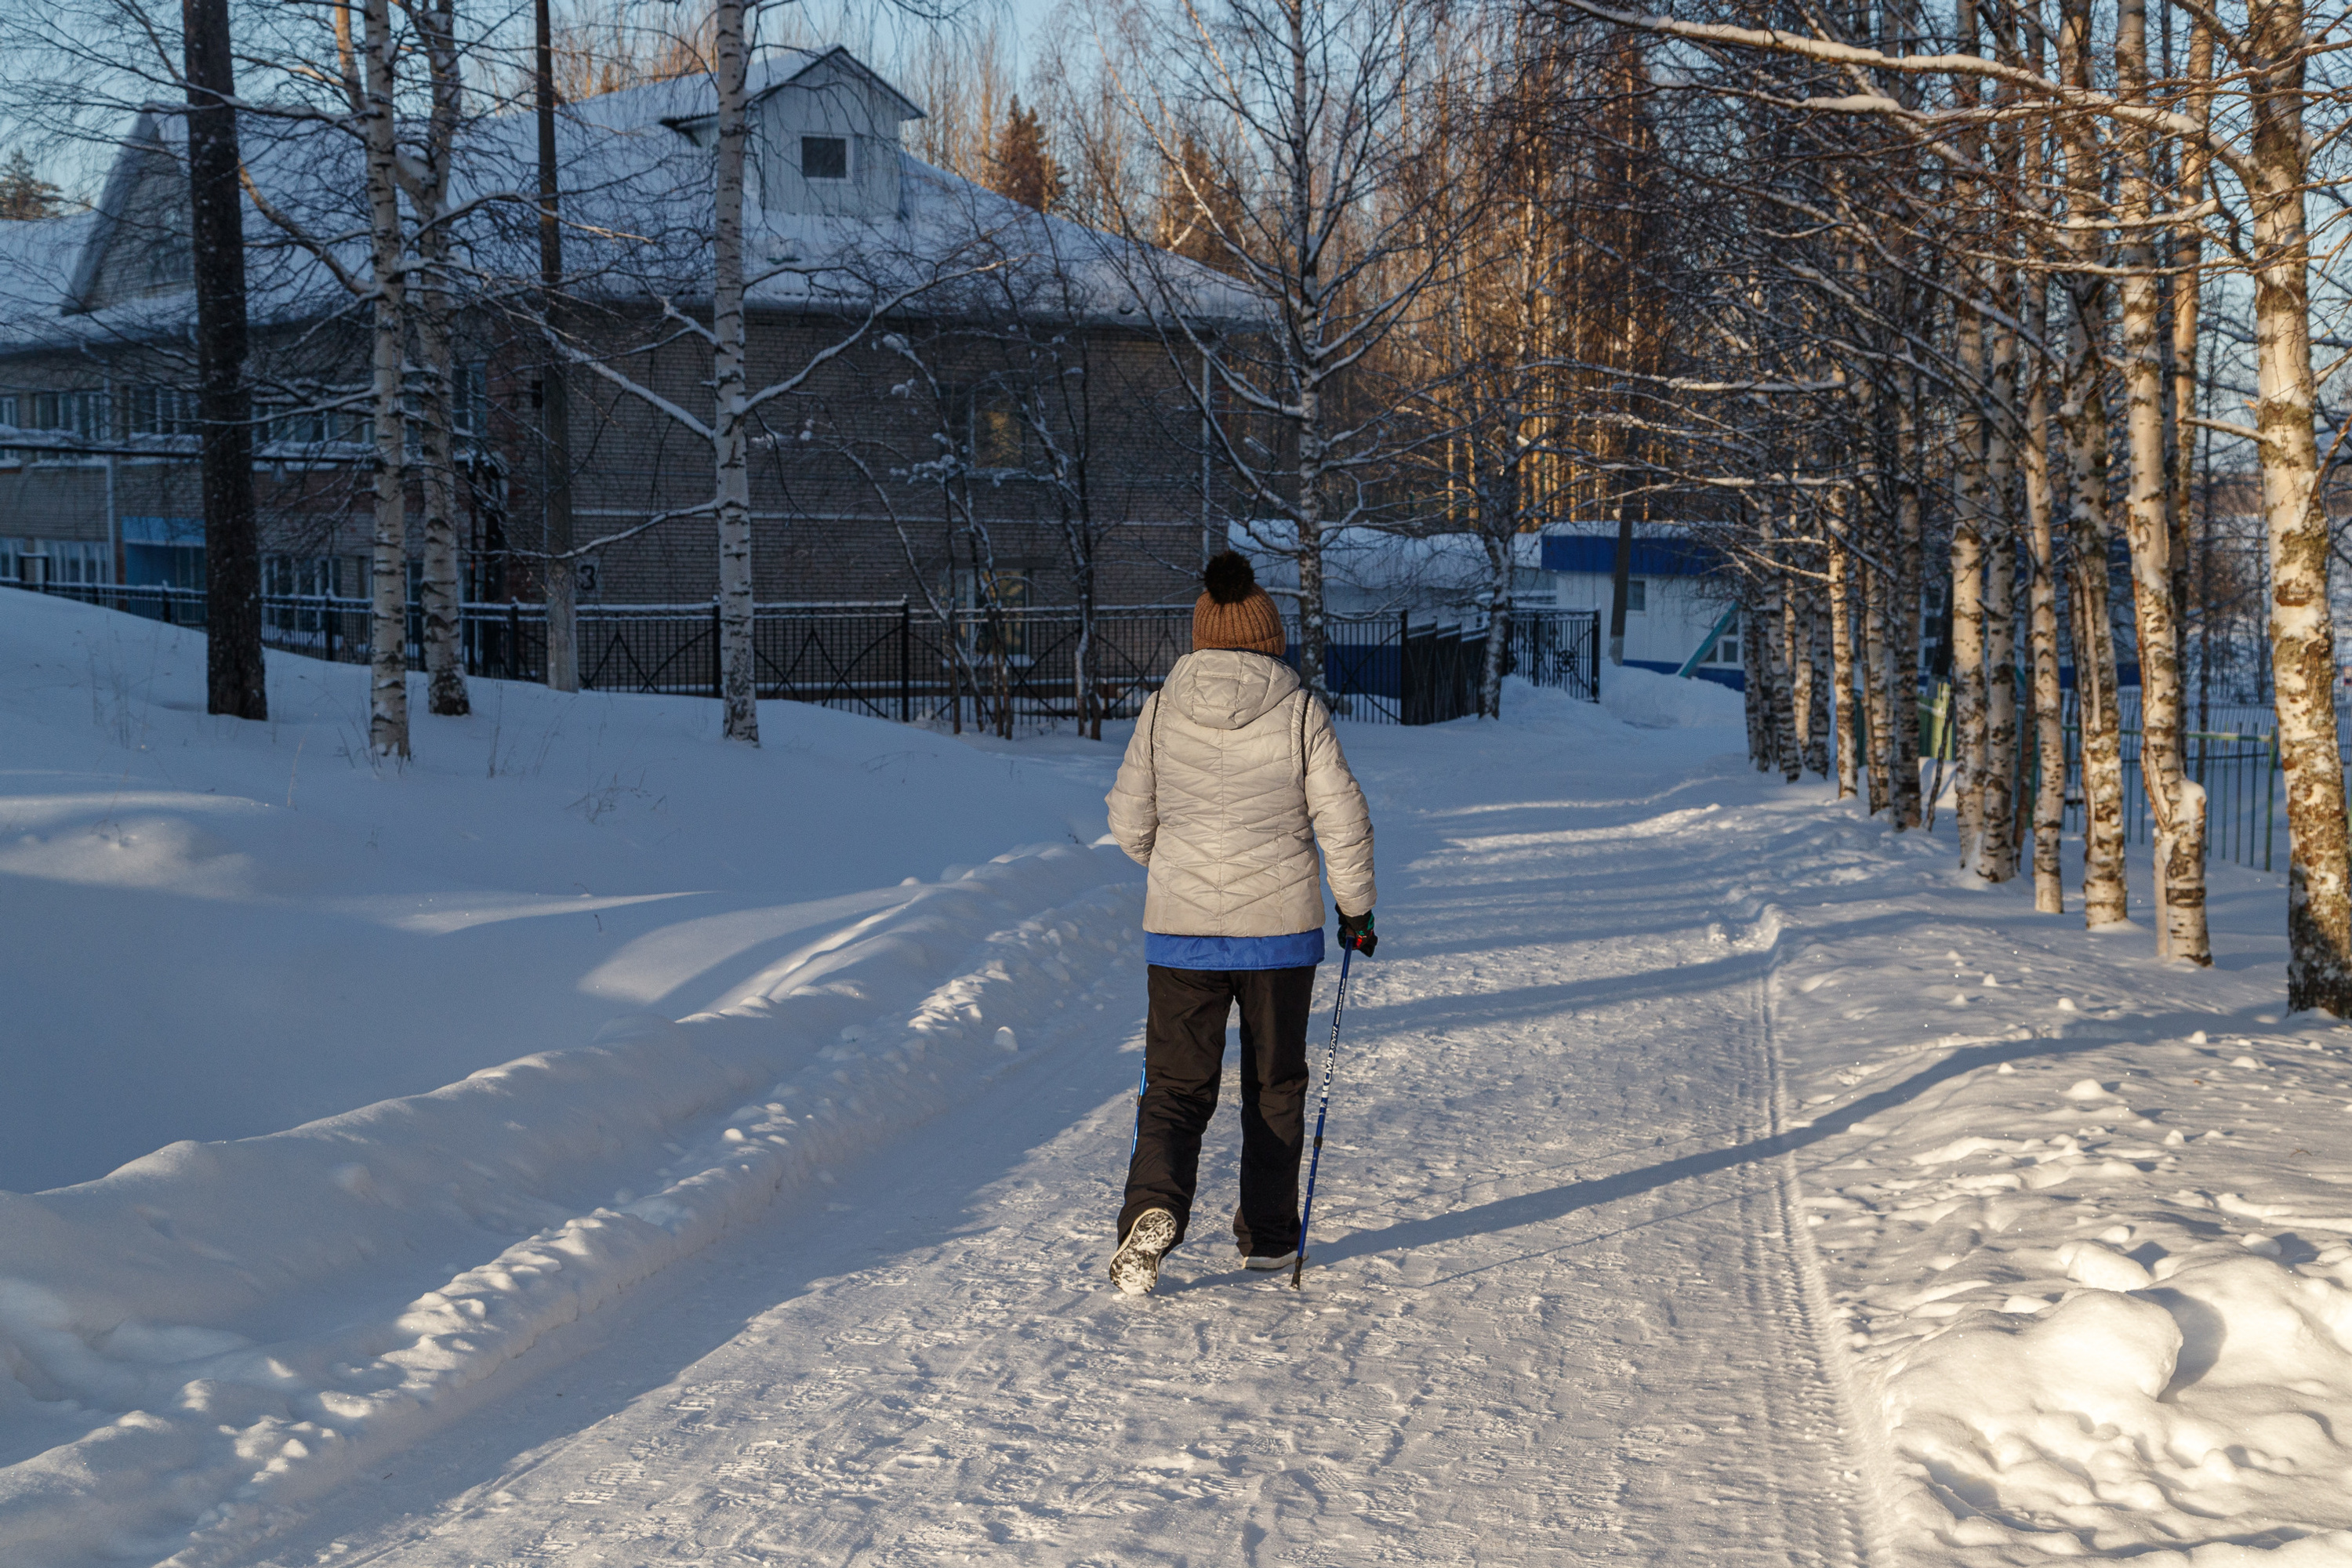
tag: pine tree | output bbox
[0,151,61,220]
[992,96,1062,213]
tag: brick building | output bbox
[0,45,1244,618]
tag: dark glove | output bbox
[1337,907,1377,958]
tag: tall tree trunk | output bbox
[1951,430,1988,864]
[1979,292,2020,881]
[415,256,466,717]
[185,0,265,721]
[1864,555,1896,814]
[1481,528,1512,720]
[535,0,577,693]
[1804,567,1831,778]
[1891,378,1925,826]
[412,0,466,718]
[2246,0,2352,1013]
[2021,307,2067,914]
[712,0,757,744]
[362,0,408,758]
[2058,0,2126,924]
[2116,0,2209,962]
[1829,525,1860,800]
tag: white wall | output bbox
[1543,570,1737,670]
[753,58,906,220]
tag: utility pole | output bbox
[184,0,266,717]
[536,0,578,691]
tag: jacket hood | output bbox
[1163,648,1301,731]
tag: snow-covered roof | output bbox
[0,44,1253,356]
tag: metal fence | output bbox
[7,579,1601,733]
[1920,684,2296,872]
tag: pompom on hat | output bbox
[1193,550,1287,658]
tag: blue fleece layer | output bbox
[1145,929,1326,971]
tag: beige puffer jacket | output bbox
[1106,649,1375,936]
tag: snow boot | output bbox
[1110,1209,1178,1296]
[1240,1249,1298,1272]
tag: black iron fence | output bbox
[1919,684,2301,872]
[6,579,1599,732]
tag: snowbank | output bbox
[0,592,1147,1564]
[1600,662,1745,729]
[0,590,1115,1192]
[1763,819,2352,1564]
[1,845,1142,1566]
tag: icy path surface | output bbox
[252,701,1877,1567]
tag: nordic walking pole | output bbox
[1292,941,1356,1290]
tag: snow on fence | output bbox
[5,579,1599,731]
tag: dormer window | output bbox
[801,136,849,181]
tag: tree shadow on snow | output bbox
[1315,1032,2113,1271]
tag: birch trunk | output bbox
[361,0,408,759]
[2059,0,2127,925]
[408,0,466,718]
[1804,572,1831,778]
[1979,294,2020,882]
[1773,565,1800,782]
[1481,532,1512,720]
[2116,0,2209,962]
[712,0,757,745]
[1744,603,1768,768]
[2246,0,2352,1013]
[2022,308,2067,914]
[1892,382,1925,826]
[1829,529,1860,800]
[416,260,466,717]
[1864,556,1896,814]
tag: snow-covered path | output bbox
[249,707,1879,1567]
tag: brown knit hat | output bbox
[1193,550,1287,657]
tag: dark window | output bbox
[801,136,848,181]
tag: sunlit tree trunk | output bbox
[2245,0,2352,1012]
[1864,556,1896,814]
[2056,0,2126,924]
[1950,297,1988,862]
[1828,524,1860,800]
[2021,304,2067,915]
[1803,568,1830,778]
[2116,0,2209,960]
[1978,291,2020,882]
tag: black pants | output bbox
[1120,964,1316,1257]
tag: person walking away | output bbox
[1103,550,1377,1296]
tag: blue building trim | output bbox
[1540,534,1719,578]
[1622,659,1745,693]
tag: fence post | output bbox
[2267,730,2279,874]
[505,604,519,681]
[711,599,723,703]
[1397,609,1411,724]
[900,600,911,724]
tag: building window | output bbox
[1706,633,1741,668]
[27,388,106,456]
[5,539,112,586]
[972,388,1026,468]
[454,361,489,438]
[951,565,1033,662]
[1624,578,1647,615]
[122,515,204,589]
[124,385,196,437]
[801,136,849,181]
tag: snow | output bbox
[10,593,2352,1566]
[1601,659,1748,728]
